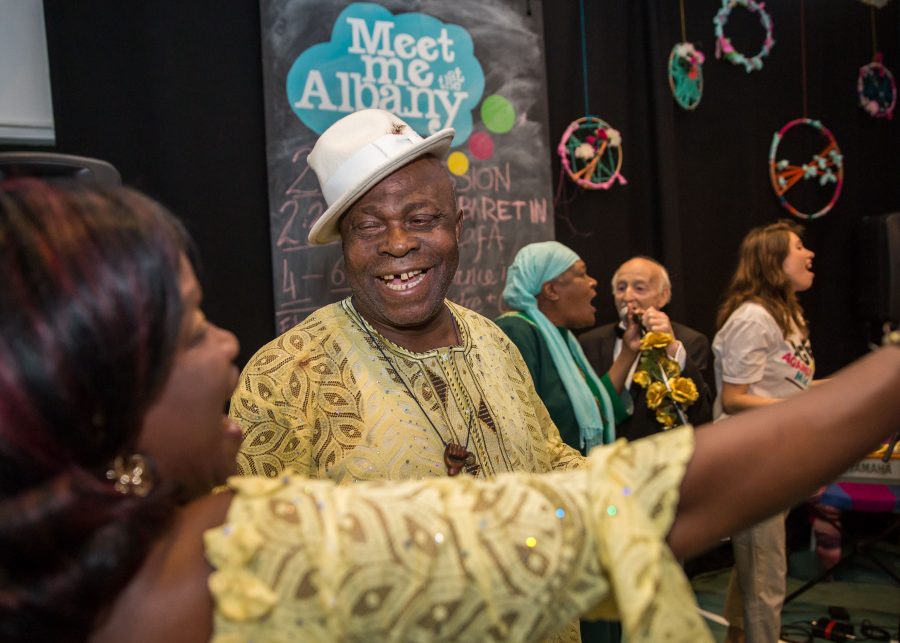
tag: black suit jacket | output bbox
[578,321,714,441]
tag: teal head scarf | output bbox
[502,241,615,450]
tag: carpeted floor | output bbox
[689,516,900,643]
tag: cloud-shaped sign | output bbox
[287,2,484,145]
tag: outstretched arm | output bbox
[158,346,899,643]
[668,344,900,559]
[205,429,706,643]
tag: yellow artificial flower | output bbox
[632,369,652,389]
[661,357,681,378]
[645,381,668,409]
[636,335,699,428]
[656,407,678,428]
[640,331,674,351]
[670,376,699,405]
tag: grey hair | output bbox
[610,256,671,295]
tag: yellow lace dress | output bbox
[205,426,712,642]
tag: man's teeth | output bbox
[380,269,426,291]
[381,269,422,280]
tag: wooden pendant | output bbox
[444,443,478,476]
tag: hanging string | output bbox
[579,0,590,116]
[870,6,878,60]
[800,0,808,119]
[678,0,687,43]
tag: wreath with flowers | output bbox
[632,331,700,429]
[858,54,896,120]
[713,0,775,74]
[557,116,627,190]
[668,42,705,110]
[768,118,844,220]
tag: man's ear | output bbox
[455,208,463,241]
[659,286,672,308]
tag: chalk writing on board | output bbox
[275,145,317,252]
[260,0,556,333]
[271,145,351,333]
[450,159,549,317]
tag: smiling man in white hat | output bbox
[230,113,596,640]
[307,108,463,351]
[231,107,585,502]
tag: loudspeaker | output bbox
[858,212,900,323]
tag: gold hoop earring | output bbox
[106,454,153,497]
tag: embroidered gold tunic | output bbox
[231,299,583,483]
[206,427,711,643]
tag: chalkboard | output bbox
[260,0,555,334]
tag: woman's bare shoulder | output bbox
[91,492,233,643]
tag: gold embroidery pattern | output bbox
[232,299,584,484]
[208,428,712,643]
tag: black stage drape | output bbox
[15,0,900,374]
[547,0,900,377]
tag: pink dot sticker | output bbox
[468,132,494,161]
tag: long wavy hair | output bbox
[0,180,191,641]
[716,219,808,338]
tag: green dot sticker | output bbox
[481,95,516,134]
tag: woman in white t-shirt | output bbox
[713,220,816,643]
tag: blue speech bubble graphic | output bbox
[287,2,484,146]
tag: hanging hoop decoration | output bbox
[668,42,705,110]
[557,116,627,190]
[713,0,775,73]
[768,118,844,220]
[858,53,896,119]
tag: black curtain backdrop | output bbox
[17,0,900,374]
[546,0,900,377]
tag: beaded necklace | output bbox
[352,306,480,477]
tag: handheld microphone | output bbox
[619,306,647,335]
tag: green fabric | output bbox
[495,312,629,454]
[501,242,616,449]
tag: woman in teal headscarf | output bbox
[496,241,643,643]
[497,241,641,453]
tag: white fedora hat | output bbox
[306,109,455,245]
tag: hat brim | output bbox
[307,128,456,246]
